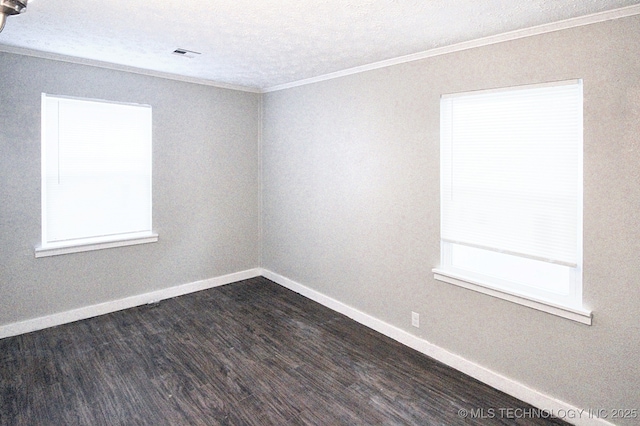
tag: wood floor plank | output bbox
[1,277,570,425]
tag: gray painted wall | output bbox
[2,14,639,423]
[262,15,640,421]
[0,53,261,325]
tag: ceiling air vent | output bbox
[172,48,201,58]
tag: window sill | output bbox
[432,268,592,325]
[35,233,158,258]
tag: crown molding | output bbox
[1,4,638,94]
[264,4,640,93]
[0,44,262,93]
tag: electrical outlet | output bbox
[411,311,419,328]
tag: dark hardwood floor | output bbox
[0,277,569,425]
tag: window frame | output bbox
[432,80,591,325]
[35,94,158,258]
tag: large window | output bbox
[433,80,591,324]
[36,94,157,257]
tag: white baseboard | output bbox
[0,267,615,426]
[261,269,614,426]
[0,268,262,339]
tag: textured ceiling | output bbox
[0,0,639,91]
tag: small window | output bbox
[433,80,590,323]
[36,94,157,257]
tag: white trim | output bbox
[433,269,592,325]
[0,268,262,339]
[441,78,582,103]
[263,5,640,93]
[0,268,612,424]
[261,269,611,426]
[42,93,153,108]
[35,234,159,258]
[0,45,262,94]
[0,6,637,94]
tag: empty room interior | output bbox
[1,1,639,425]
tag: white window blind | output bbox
[440,81,582,267]
[41,94,154,250]
[436,80,585,314]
